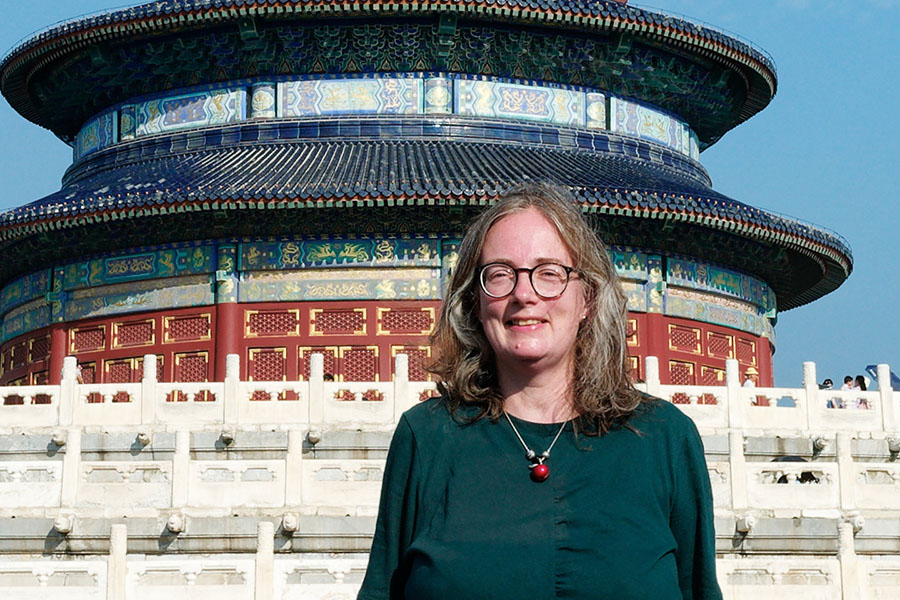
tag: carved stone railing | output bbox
[1,354,897,599]
[1,355,895,435]
[640,357,898,434]
[0,354,430,430]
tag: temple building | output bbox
[0,0,851,388]
[6,3,897,599]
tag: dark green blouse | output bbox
[358,398,721,600]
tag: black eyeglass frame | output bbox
[478,262,577,299]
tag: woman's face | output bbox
[477,208,586,380]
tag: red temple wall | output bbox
[0,301,772,388]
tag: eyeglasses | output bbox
[478,262,576,299]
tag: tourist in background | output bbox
[820,378,843,409]
[358,183,721,599]
[853,375,869,409]
[743,367,758,387]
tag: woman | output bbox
[358,184,721,599]
[854,375,869,409]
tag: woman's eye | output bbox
[535,266,563,280]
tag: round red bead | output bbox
[530,463,550,482]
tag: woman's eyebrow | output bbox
[481,257,567,264]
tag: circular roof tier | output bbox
[1,0,776,148]
[0,117,850,311]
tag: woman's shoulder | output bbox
[400,395,476,433]
[626,394,701,438]
[401,396,448,426]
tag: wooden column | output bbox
[214,244,240,381]
[48,323,67,385]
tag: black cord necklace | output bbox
[503,411,568,482]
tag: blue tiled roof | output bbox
[0,117,850,309]
[1,0,776,145]
[3,0,774,76]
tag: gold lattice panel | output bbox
[136,355,164,381]
[11,341,28,369]
[626,319,638,347]
[70,326,105,354]
[105,358,136,383]
[246,309,301,337]
[736,338,757,366]
[706,331,734,360]
[164,314,211,343]
[248,348,287,381]
[669,360,696,385]
[113,319,156,348]
[79,362,97,384]
[668,324,701,354]
[628,355,641,381]
[174,352,209,383]
[31,370,49,385]
[310,309,366,336]
[340,346,379,382]
[377,308,436,335]
[29,336,50,362]
[299,346,339,381]
[391,345,432,381]
[701,365,726,386]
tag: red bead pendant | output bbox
[530,463,550,482]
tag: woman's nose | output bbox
[510,270,538,301]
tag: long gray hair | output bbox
[429,183,643,434]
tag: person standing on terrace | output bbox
[358,184,721,599]
[742,367,758,387]
[852,375,869,409]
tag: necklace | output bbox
[503,411,568,482]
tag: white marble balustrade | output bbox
[640,357,898,434]
[1,355,898,599]
[1,355,894,434]
[0,353,435,429]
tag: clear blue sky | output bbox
[1,1,897,386]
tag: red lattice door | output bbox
[390,345,431,381]
[170,352,211,402]
[668,360,696,403]
[299,346,338,381]
[105,358,137,403]
[340,346,379,382]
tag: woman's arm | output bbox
[357,416,421,600]
[670,421,722,600]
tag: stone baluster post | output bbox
[729,430,748,510]
[141,353,158,425]
[838,521,861,600]
[802,361,818,430]
[285,429,303,507]
[107,523,127,600]
[60,427,81,508]
[836,432,856,511]
[725,358,743,428]
[59,355,79,426]
[255,521,275,600]
[394,353,409,422]
[172,430,190,508]
[644,356,661,399]
[309,353,325,425]
[877,364,896,431]
[224,353,240,425]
